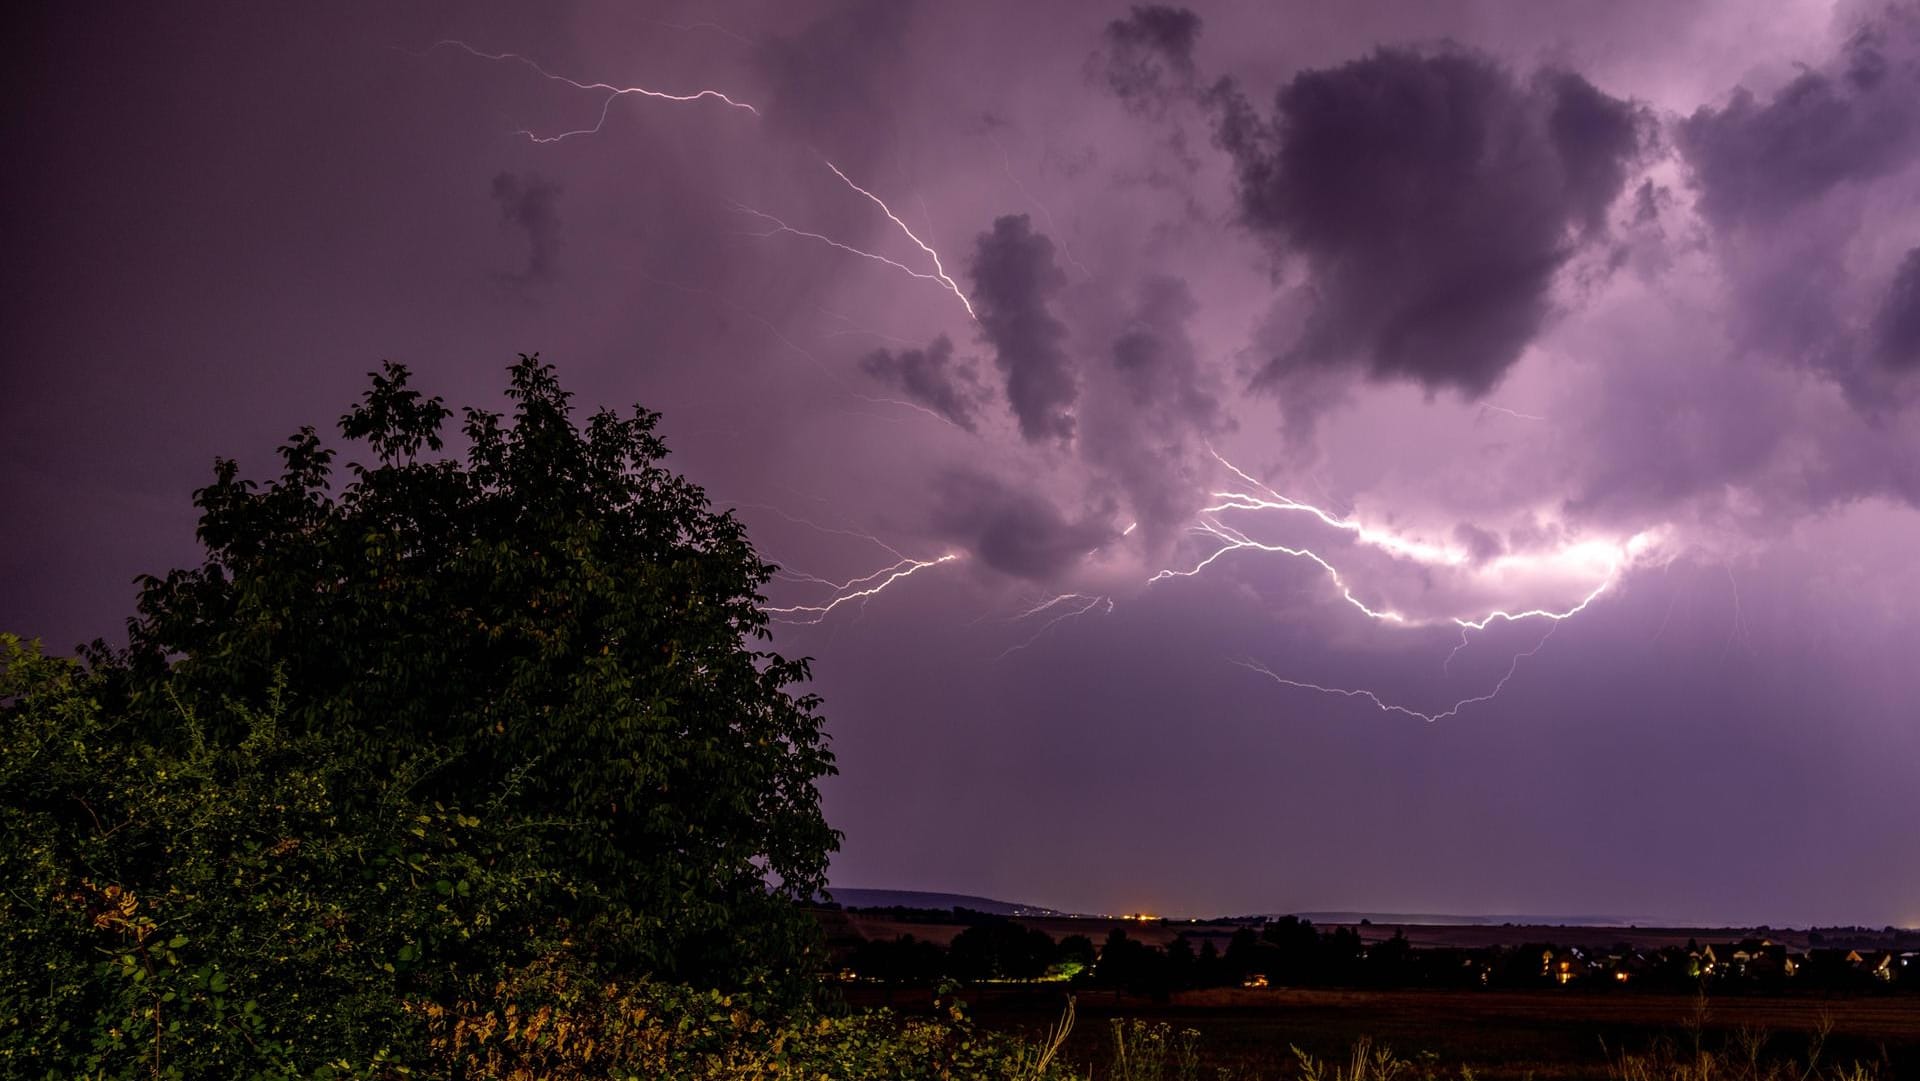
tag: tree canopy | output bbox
[2,356,848,1077]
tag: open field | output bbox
[844,985,1920,1080]
[827,908,1910,955]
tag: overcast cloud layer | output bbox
[6,0,1919,927]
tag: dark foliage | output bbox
[1,357,845,1077]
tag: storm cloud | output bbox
[1217,47,1646,398]
[1677,11,1920,228]
[1097,5,1203,114]
[1672,5,1920,410]
[751,0,914,153]
[932,470,1113,580]
[1877,248,1920,370]
[859,335,986,430]
[970,215,1076,443]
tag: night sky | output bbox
[6,1,1919,928]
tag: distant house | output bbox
[1241,972,1270,989]
[1699,939,1781,978]
[1546,948,1587,985]
[1597,949,1649,984]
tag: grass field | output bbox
[843,985,1920,1079]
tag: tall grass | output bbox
[1599,998,1881,1081]
[1289,1037,1427,1081]
[1603,1043,1882,1081]
[1019,996,1889,1081]
[1108,1017,1205,1081]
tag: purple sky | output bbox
[7,1,1920,928]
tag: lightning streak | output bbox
[733,205,960,295]
[1151,517,1411,624]
[432,40,758,144]
[820,161,977,321]
[848,393,968,429]
[1204,447,1465,567]
[433,39,976,342]
[997,594,1114,660]
[765,554,959,624]
[1234,623,1560,724]
[730,165,978,323]
[1181,448,1632,632]
[1155,450,1653,721]
[1451,578,1614,631]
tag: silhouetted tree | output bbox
[948,921,1057,982]
[1223,927,1261,983]
[849,935,946,985]
[1,358,845,1075]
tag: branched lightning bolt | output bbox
[996,593,1114,659]
[1170,447,1626,632]
[432,40,757,143]
[432,38,976,372]
[1443,626,1473,675]
[1204,447,1463,567]
[733,205,963,300]
[739,162,978,322]
[1451,578,1615,631]
[1154,450,1645,721]
[765,554,958,624]
[818,161,976,320]
[747,505,959,625]
[1150,517,1411,624]
[1234,623,1560,724]
[847,393,967,430]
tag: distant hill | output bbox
[822,891,1645,925]
[825,888,1074,917]
[1291,911,1649,927]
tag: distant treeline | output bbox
[846,905,1015,926]
[837,914,1919,999]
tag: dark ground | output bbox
[841,984,1920,1080]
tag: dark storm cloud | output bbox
[751,0,912,148]
[1097,5,1202,114]
[1677,10,1920,228]
[490,171,562,283]
[970,215,1076,443]
[1545,71,1646,235]
[859,335,986,430]
[931,471,1113,580]
[1668,8,1920,412]
[1216,48,1647,398]
[1877,248,1920,370]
